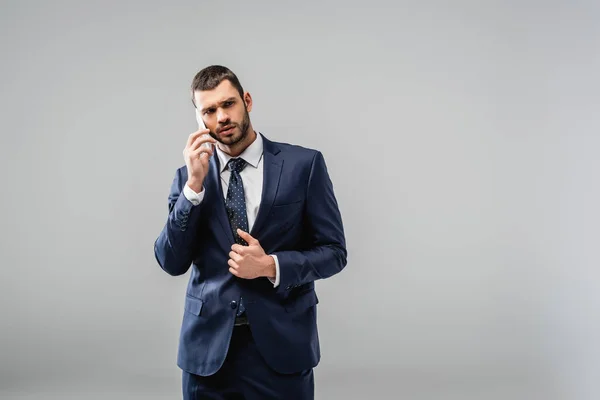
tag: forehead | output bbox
[194,79,240,109]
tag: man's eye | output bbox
[224,101,233,107]
[204,109,215,115]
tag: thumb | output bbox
[237,229,258,245]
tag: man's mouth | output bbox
[219,125,235,135]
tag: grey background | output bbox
[1,0,599,399]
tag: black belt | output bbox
[234,314,249,326]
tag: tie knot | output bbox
[228,158,247,174]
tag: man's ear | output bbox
[244,92,253,112]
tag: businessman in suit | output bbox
[154,65,347,399]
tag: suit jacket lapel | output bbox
[251,134,282,238]
[205,152,236,245]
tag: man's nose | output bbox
[217,109,229,124]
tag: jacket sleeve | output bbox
[272,151,348,293]
[153,168,203,276]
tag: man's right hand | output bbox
[183,129,217,193]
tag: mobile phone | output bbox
[195,109,213,150]
[195,108,206,130]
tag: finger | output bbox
[186,129,209,148]
[229,267,240,277]
[231,244,245,254]
[190,134,216,152]
[229,251,242,263]
[237,229,258,245]
[199,151,211,164]
[190,140,215,157]
[190,145,214,159]
[184,133,212,159]
[228,259,239,269]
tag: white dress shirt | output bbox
[182,132,280,287]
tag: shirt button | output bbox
[230,301,237,309]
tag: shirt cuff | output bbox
[183,183,205,206]
[267,255,280,288]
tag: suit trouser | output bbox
[182,324,314,400]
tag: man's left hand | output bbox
[228,229,275,280]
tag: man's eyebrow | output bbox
[219,97,237,105]
[201,97,237,113]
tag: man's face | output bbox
[193,80,252,146]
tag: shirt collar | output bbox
[216,131,263,173]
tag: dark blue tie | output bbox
[225,158,248,316]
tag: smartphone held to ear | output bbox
[195,108,206,130]
[195,109,213,150]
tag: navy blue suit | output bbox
[154,133,347,393]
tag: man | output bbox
[154,65,347,399]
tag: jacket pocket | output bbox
[184,295,204,316]
[285,289,319,312]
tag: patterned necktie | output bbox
[225,158,248,316]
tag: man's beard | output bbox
[211,108,250,146]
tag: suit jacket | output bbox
[154,133,347,376]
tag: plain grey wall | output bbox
[1,1,599,399]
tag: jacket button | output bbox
[230,300,237,309]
